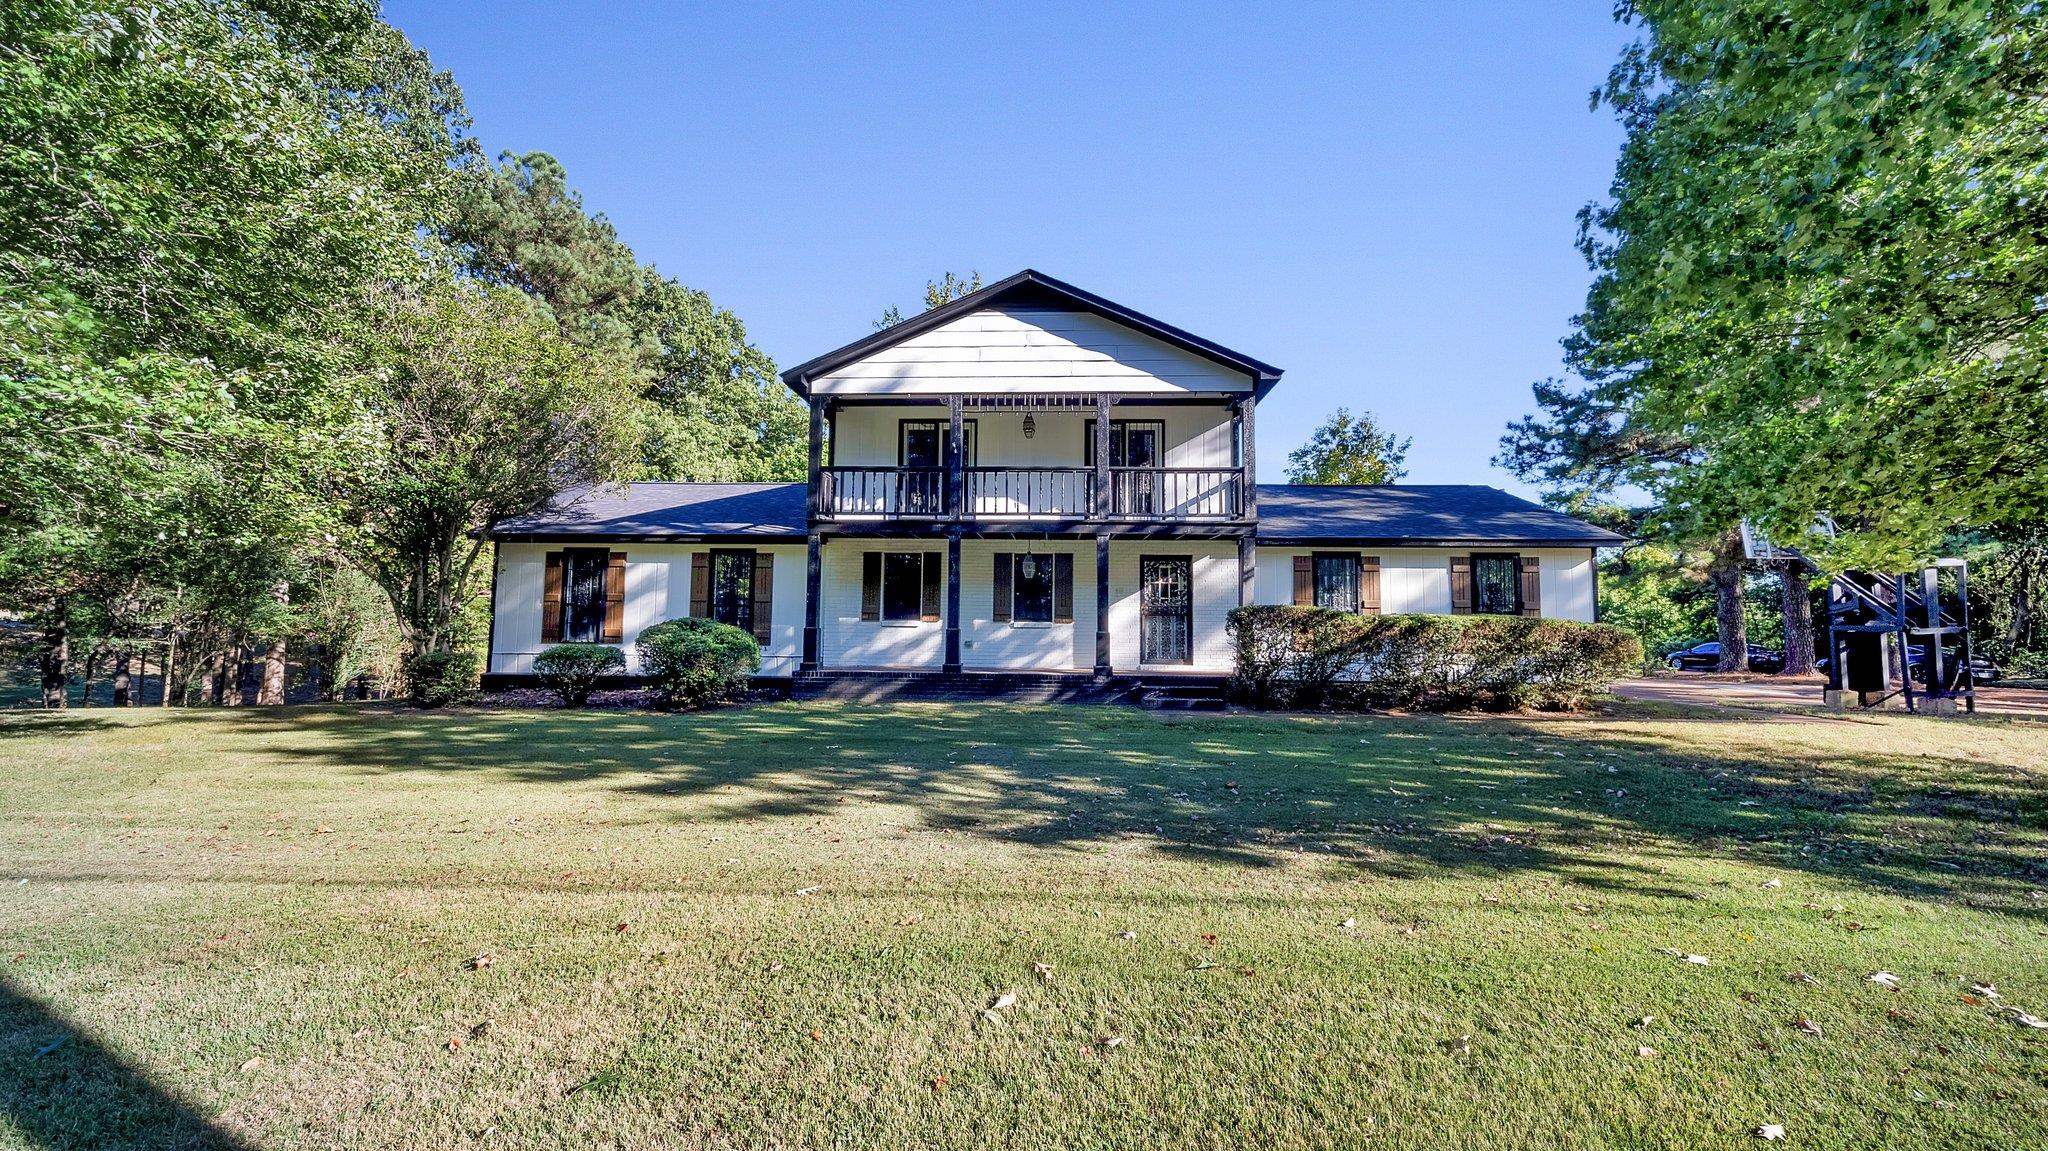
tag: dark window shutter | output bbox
[541,551,565,643]
[1518,555,1541,617]
[1449,555,1474,614]
[1053,553,1074,623]
[689,552,711,618]
[1360,555,1382,615]
[921,551,942,622]
[602,552,627,643]
[751,551,774,641]
[992,552,1012,622]
[861,552,881,621]
[1292,554,1313,606]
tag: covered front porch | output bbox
[798,531,1253,677]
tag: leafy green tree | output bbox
[330,282,642,657]
[1285,409,1410,486]
[1537,0,2048,570]
[447,151,803,481]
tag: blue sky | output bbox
[385,2,1632,494]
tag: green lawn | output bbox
[1,701,2044,1150]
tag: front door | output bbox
[1139,556,1193,665]
[899,421,942,514]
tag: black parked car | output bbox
[1814,644,2002,686]
[1665,641,1784,673]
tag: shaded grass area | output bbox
[1,701,2045,1149]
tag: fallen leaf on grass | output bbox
[1868,971,1901,988]
[794,886,819,897]
[1761,879,1782,889]
[1118,930,1136,941]
[613,922,630,934]
[989,991,1017,1012]
[445,1036,463,1053]
[1636,1045,1657,1058]
[464,953,494,971]
[1632,1015,1654,1029]
[896,913,924,927]
[1968,982,1999,1000]
[1341,917,1357,929]
[930,1075,947,1092]
[1031,962,1054,982]
[238,1056,261,1073]
[1786,972,1820,986]
[2005,1008,2048,1030]
[1099,1035,1124,1049]
[1755,1123,1786,1141]
[1792,1019,1822,1037]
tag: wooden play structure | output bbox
[1822,559,1977,715]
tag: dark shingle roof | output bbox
[1254,484,1623,546]
[485,481,1622,547]
[487,482,807,541]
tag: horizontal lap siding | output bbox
[489,543,805,676]
[811,308,1252,396]
[1252,547,1596,621]
[821,540,945,668]
[1108,541,1238,672]
[959,540,1094,670]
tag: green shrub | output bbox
[401,648,479,708]
[1228,607,1642,712]
[636,618,760,710]
[532,642,625,707]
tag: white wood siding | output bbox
[831,403,1235,469]
[489,542,805,677]
[810,308,1253,396]
[1253,547,1597,622]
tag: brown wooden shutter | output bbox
[1518,555,1541,617]
[992,552,1012,622]
[602,551,627,643]
[1359,555,1381,615]
[541,551,565,643]
[751,551,774,641]
[1053,553,1074,623]
[689,552,711,618]
[921,551,942,622]
[861,552,881,621]
[1292,554,1313,606]
[1449,555,1473,614]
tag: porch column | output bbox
[801,531,822,671]
[1238,533,1256,607]
[806,390,824,520]
[946,394,964,519]
[1094,531,1112,677]
[1093,392,1112,518]
[944,529,963,673]
[1239,394,1257,520]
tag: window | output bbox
[1472,554,1520,615]
[881,552,926,622]
[1011,553,1055,623]
[898,419,977,466]
[1313,553,1359,613]
[708,550,754,634]
[561,549,609,642]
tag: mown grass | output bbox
[1,700,2044,1150]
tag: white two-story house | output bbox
[483,270,1621,696]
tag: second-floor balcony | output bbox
[818,465,1246,523]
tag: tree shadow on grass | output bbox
[17,702,2044,915]
[167,700,2048,917]
[0,976,254,1151]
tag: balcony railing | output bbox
[818,465,1244,522]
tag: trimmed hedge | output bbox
[637,617,760,710]
[1226,606,1642,712]
[532,642,626,707]
[401,648,479,708]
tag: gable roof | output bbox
[487,482,808,541]
[1255,485,1625,547]
[779,269,1284,399]
[485,481,1623,548]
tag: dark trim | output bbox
[1094,532,1112,676]
[897,416,977,466]
[1254,535,1619,548]
[480,672,794,697]
[484,543,501,673]
[779,269,1282,396]
[943,531,962,673]
[490,531,806,544]
[823,520,1254,540]
[802,533,823,670]
[1590,547,1601,623]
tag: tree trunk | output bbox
[221,641,247,706]
[1708,532,1749,673]
[256,581,289,705]
[112,650,134,706]
[1776,561,1817,676]
[39,606,69,709]
[161,631,179,706]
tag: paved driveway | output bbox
[1613,673,2048,720]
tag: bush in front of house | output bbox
[401,648,480,708]
[532,642,626,707]
[1227,606,1642,712]
[636,617,760,710]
